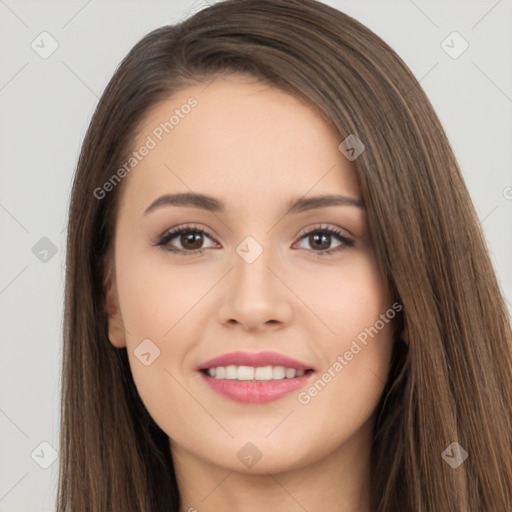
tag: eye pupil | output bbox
[310,233,330,250]
[182,232,203,250]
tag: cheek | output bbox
[116,249,210,341]
[115,250,212,398]
[299,318,395,438]
[300,254,395,407]
[309,252,391,342]
[115,253,204,430]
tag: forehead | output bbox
[120,74,361,217]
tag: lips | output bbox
[197,351,317,404]
[197,350,315,371]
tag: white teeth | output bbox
[285,367,296,378]
[238,366,255,380]
[206,365,309,380]
[272,366,285,379]
[226,365,238,379]
[254,365,272,380]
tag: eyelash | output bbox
[154,223,354,258]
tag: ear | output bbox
[103,257,127,349]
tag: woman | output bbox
[58,0,512,510]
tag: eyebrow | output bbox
[143,192,364,216]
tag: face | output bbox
[105,74,397,475]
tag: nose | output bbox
[216,243,293,333]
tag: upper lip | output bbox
[197,351,315,371]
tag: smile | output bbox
[203,365,311,380]
[197,350,316,403]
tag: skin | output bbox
[105,73,397,512]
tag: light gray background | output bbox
[0,1,511,510]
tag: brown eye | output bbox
[307,232,332,251]
[294,225,354,256]
[154,223,354,257]
[156,225,218,255]
[178,231,204,250]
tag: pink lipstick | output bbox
[197,350,316,403]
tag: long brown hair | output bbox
[58,0,512,510]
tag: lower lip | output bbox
[199,371,315,403]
